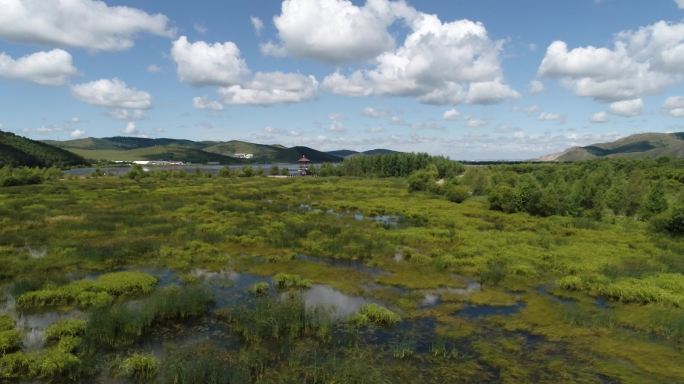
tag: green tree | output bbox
[641,181,668,219]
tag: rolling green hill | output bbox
[541,132,684,161]
[0,130,87,167]
[47,136,346,164]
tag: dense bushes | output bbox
[0,166,61,187]
[321,152,464,178]
[349,304,401,327]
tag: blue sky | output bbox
[1,0,684,160]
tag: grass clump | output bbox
[85,286,212,349]
[273,273,312,290]
[0,330,21,355]
[45,319,87,343]
[250,281,270,295]
[161,344,248,384]
[218,296,333,344]
[16,271,157,310]
[349,303,401,327]
[115,353,158,383]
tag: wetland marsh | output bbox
[0,161,683,383]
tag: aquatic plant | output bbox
[116,353,158,382]
[45,319,87,343]
[85,286,212,349]
[0,330,21,355]
[250,281,270,295]
[16,271,157,310]
[273,273,312,290]
[161,344,249,384]
[349,304,401,327]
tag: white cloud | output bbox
[328,114,346,133]
[70,129,86,138]
[513,105,542,116]
[0,0,174,51]
[124,122,138,134]
[465,117,489,128]
[109,109,146,121]
[0,49,76,85]
[538,112,565,123]
[171,36,249,87]
[591,111,609,123]
[529,80,545,94]
[662,96,684,117]
[192,96,224,111]
[539,21,684,102]
[608,98,643,117]
[677,0,684,9]
[367,126,384,133]
[146,64,161,73]
[194,23,207,34]
[443,109,460,121]
[323,13,517,105]
[71,78,152,109]
[251,16,264,36]
[218,72,318,106]
[362,107,387,118]
[70,117,80,123]
[267,0,414,62]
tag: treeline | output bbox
[0,130,87,167]
[313,153,465,178]
[0,166,62,187]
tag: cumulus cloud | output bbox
[146,64,161,73]
[443,109,460,121]
[171,36,249,87]
[662,96,684,117]
[591,111,609,123]
[362,107,387,118]
[71,78,151,110]
[465,117,489,128]
[328,113,346,133]
[0,0,174,51]
[218,72,318,106]
[608,98,643,116]
[529,80,545,94]
[539,21,684,103]
[251,16,264,36]
[677,0,684,9]
[70,129,86,138]
[192,96,224,111]
[109,109,146,121]
[0,49,76,85]
[266,0,415,62]
[537,112,565,123]
[323,13,517,105]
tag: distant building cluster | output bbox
[132,160,184,165]
[233,153,254,159]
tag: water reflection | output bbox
[301,285,368,318]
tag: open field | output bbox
[0,171,682,383]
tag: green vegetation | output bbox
[0,165,62,187]
[115,353,158,382]
[0,130,87,167]
[0,156,682,382]
[273,273,313,290]
[17,271,158,310]
[349,303,401,327]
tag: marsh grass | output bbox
[273,273,312,290]
[85,286,212,350]
[349,304,401,327]
[16,271,157,310]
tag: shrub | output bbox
[407,166,438,192]
[558,275,584,291]
[0,316,13,332]
[445,185,470,203]
[349,304,401,327]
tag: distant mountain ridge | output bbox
[540,132,684,161]
[0,130,87,167]
[43,136,398,164]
